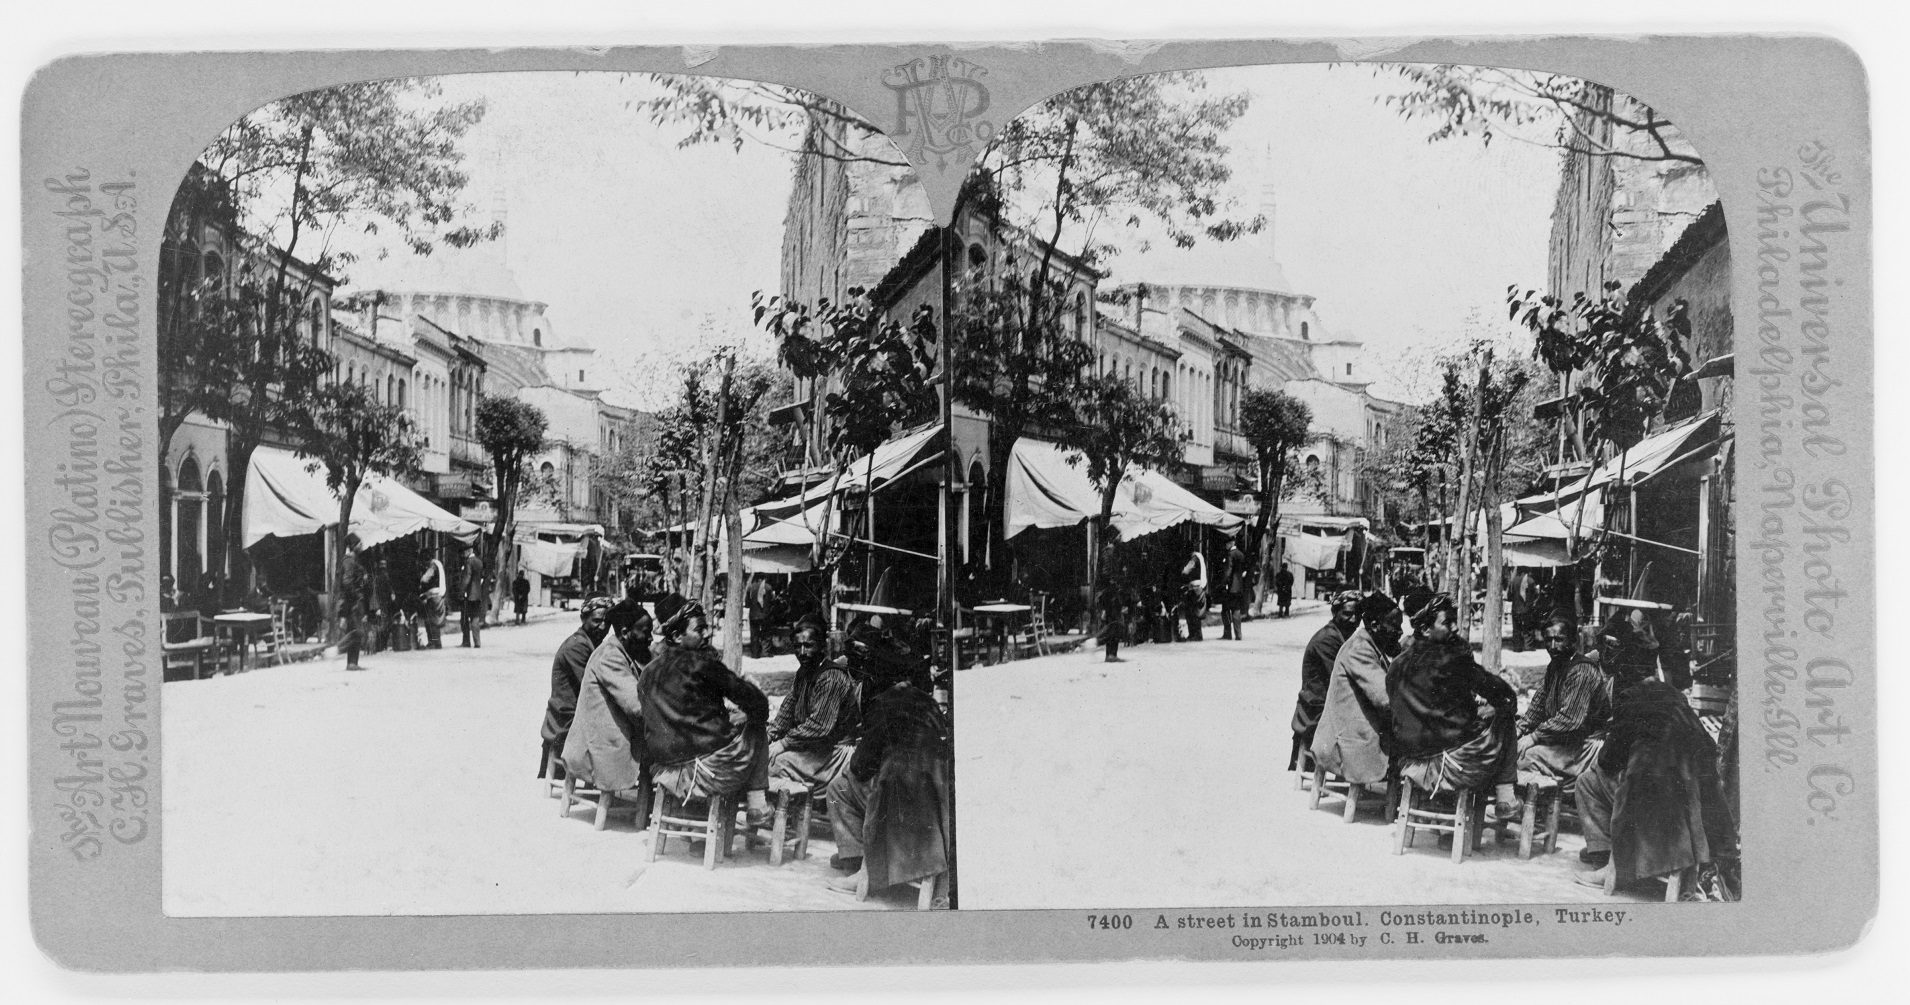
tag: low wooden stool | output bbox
[560,774,650,831]
[1394,778,1484,863]
[543,749,565,799]
[767,778,815,866]
[1310,763,1398,823]
[1290,739,1315,791]
[1507,774,1563,859]
[857,869,945,910]
[648,784,740,870]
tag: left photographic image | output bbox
[158,71,953,915]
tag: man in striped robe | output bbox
[1517,615,1612,781]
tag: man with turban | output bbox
[1289,591,1361,769]
[1388,594,1522,821]
[539,595,615,778]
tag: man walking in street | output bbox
[1179,545,1208,642]
[511,570,531,626]
[1273,564,1295,618]
[458,548,487,648]
[1219,537,1251,640]
[340,535,370,672]
[418,551,447,649]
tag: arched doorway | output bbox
[206,470,225,585]
[176,457,205,587]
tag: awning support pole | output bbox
[826,532,942,563]
[1599,528,1701,556]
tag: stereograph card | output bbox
[16,32,1874,972]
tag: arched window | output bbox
[967,243,987,270]
[398,378,407,410]
[175,457,205,586]
[201,251,225,289]
[386,375,395,404]
[205,470,225,585]
[540,460,556,481]
[965,459,988,566]
[1300,321,1309,340]
[532,327,543,347]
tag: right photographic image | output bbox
[932,62,1737,909]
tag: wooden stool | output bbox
[857,868,945,910]
[647,784,739,870]
[1290,739,1315,791]
[543,749,565,799]
[1310,763,1398,823]
[1508,774,1564,859]
[767,779,814,866]
[560,774,650,831]
[1394,778,1484,863]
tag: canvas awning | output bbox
[754,422,945,521]
[1003,438,1244,541]
[1281,532,1345,570]
[1515,411,1721,518]
[243,446,480,549]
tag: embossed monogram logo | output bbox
[884,54,995,172]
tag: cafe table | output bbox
[969,602,1032,663]
[212,610,274,674]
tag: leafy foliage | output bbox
[476,393,550,560]
[1508,283,1695,453]
[1370,65,1702,166]
[626,75,909,168]
[754,291,940,462]
[974,71,1261,265]
[1068,375,1187,518]
[293,379,422,634]
[1238,388,1313,569]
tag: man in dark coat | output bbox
[340,536,370,672]
[824,640,952,900]
[1389,595,1521,820]
[511,571,531,626]
[560,599,654,798]
[1289,591,1360,768]
[539,596,614,777]
[640,595,773,825]
[767,624,862,792]
[458,548,487,648]
[1517,615,1611,781]
[1219,538,1251,640]
[1574,672,1736,894]
[1273,566,1295,618]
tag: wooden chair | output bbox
[647,784,740,870]
[1394,778,1486,863]
[252,601,293,666]
[162,610,219,682]
[1016,595,1051,659]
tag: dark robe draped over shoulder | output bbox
[852,683,953,891]
[1388,636,1515,761]
[1600,679,1737,885]
[1290,620,1348,739]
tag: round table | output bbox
[970,603,1032,663]
[212,611,274,673]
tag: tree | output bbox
[1239,389,1313,606]
[628,75,910,168]
[953,72,1260,561]
[162,78,495,597]
[1370,65,1702,165]
[476,394,550,613]
[755,291,940,573]
[1509,282,1696,458]
[1067,375,1186,617]
[293,379,423,638]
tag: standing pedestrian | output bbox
[340,536,369,672]
[1219,537,1250,640]
[1273,564,1295,618]
[511,570,531,626]
[458,548,487,648]
[745,574,773,659]
[1179,545,1208,642]
[418,550,447,649]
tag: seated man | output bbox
[824,641,952,900]
[1310,592,1405,790]
[639,595,773,827]
[1574,666,1736,894]
[1289,591,1361,768]
[560,599,655,804]
[1516,615,1611,781]
[1389,595,1522,821]
[767,624,861,792]
[540,596,614,778]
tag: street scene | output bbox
[160,62,1737,915]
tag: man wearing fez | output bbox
[1516,615,1612,782]
[1310,591,1404,789]
[1289,591,1362,770]
[1389,594,1523,821]
[767,622,862,793]
[539,596,614,779]
[458,547,487,648]
[824,633,952,901]
[561,599,655,802]
[640,594,774,827]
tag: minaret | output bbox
[1257,142,1280,279]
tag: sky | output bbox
[318,66,1579,407]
